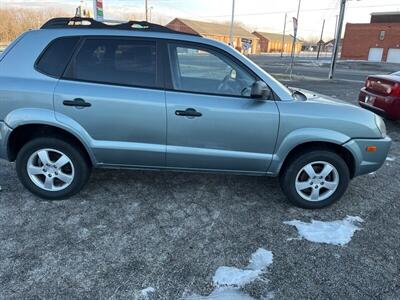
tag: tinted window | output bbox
[36,37,79,77]
[65,38,157,88]
[168,44,256,97]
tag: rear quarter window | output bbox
[35,37,80,78]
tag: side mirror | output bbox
[251,81,272,100]
[292,90,307,101]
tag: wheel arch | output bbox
[278,141,356,179]
[7,123,95,166]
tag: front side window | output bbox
[168,44,256,97]
[65,38,157,88]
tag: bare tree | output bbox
[0,8,67,44]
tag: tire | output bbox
[280,150,350,209]
[16,137,91,200]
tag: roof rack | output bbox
[40,17,201,37]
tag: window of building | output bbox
[379,31,386,41]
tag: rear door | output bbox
[53,37,166,167]
[164,42,279,173]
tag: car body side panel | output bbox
[268,100,384,175]
[0,31,60,122]
[166,92,280,173]
[54,80,167,167]
[0,77,57,122]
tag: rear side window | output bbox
[64,38,157,88]
[36,37,80,78]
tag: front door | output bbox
[165,43,279,173]
[54,37,166,167]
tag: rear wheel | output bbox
[16,137,91,200]
[280,150,350,209]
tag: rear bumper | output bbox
[0,121,12,160]
[359,88,400,120]
[359,101,388,118]
[343,136,392,177]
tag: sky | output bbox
[2,0,400,40]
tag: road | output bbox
[249,55,400,83]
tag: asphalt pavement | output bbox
[249,55,400,83]
[0,57,399,299]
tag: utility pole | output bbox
[145,0,148,22]
[229,0,236,47]
[149,6,153,22]
[289,0,301,78]
[329,0,346,79]
[281,13,287,58]
[333,15,339,41]
[316,19,325,60]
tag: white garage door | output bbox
[368,48,384,62]
[387,48,400,63]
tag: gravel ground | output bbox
[0,73,399,299]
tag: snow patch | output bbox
[213,248,273,287]
[247,248,274,270]
[213,267,261,287]
[386,157,395,162]
[140,287,155,299]
[185,287,254,300]
[284,216,363,246]
[184,248,273,300]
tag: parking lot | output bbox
[0,59,399,299]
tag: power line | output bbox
[202,3,400,18]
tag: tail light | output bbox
[390,83,400,97]
[366,76,398,96]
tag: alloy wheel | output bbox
[26,148,75,192]
[295,161,339,202]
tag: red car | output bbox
[359,71,400,120]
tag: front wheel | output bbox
[280,150,350,209]
[16,137,91,200]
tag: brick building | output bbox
[252,31,302,54]
[341,12,400,63]
[166,18,259,54]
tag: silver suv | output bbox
[0,18,391,208]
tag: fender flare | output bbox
[269,128,351,174]
[5,108,97,164]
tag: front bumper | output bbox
[0,121,12,160]
[343,136,392,177]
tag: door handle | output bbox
[63,98,91,107]
[175,108,202,117]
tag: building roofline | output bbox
[370,11,400,16]
[168,17,256,39]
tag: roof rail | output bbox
[40,17,201,36]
